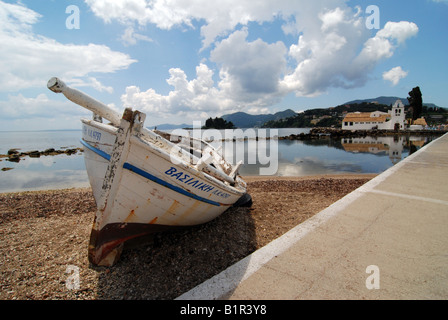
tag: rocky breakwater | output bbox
[1,147,83,163]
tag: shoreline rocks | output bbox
[1,147,83,163]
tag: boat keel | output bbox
[89,241,124,267]
[88,222,181,266]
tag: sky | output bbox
[0,0,447,131]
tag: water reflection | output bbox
[0,130,439,193]
[342,135,405,165]
[341,135,430,164]
[0,154,89,193]
[214,134,437,177]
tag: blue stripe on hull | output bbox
[80,139,111,161]
[80,139,222,207]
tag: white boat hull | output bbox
[81,118,247,266]
[47,77,249,266]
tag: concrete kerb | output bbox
[176,132,448,300]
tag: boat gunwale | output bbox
[81,118,119,135]
[80,120,246,197]
[130,134,246,195]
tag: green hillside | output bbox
[222,109,297,128]
[262,98,446,128]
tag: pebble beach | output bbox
[0,174,374,300]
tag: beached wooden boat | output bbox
[47,77,251,266]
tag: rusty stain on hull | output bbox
[149,217,158,224]
[124,209,136,223]
[166,200,180,216]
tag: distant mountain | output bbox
[148,109,296,130]
[148,123,190,130]
[344,96,442,110]
[222,109,297,128]
[345,96,406,106]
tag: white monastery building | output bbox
[342,100,406,131]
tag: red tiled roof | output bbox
[342,112,390,123]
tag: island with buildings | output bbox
[341,100,428,132]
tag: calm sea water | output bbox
[0,130,88,193]
[0,129,437,193]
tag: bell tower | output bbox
[391,100,405,130]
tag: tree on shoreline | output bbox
[203,117,235,129]
[407,86,423,121]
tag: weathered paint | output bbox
[48,77,251,267]
[174,200,202,226]
[166,200,181,216]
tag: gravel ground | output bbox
[0,175,373,300]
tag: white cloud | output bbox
[0,93,89,121]
[281,13,418,97]
[85,0,284,48]
[121,29,288,119]
[320,7,347,32]
[0,1,40,34]
[89,0,419,121]
[68,77,114,94]
[383,66,408,86]
[87,0,353,49]
[376,21,419,45]
[210,28,287,100]
[280,5,370,96]
[354,21,418,74]
[247,107,270,115]
[120,26,153,46]
[0,1,136,93]
[121,63,225,119]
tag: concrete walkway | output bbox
[177,132,448,300]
